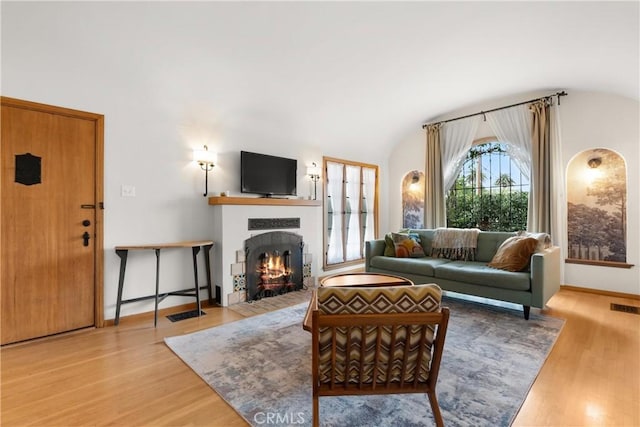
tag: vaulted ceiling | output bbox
[3,1,638,158]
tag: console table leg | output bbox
[154,249,161,327]
[204,244,214,304]
[115,249,129,326]
[192,246,202,317]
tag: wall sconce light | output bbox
[306,162,321,200]
[193,145,217,197]
[588,156,602,169]
[409,172,420,191]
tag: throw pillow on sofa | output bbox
[488,236,539,271]
[383,229,414,257]
[517,230,552,252]
[384,233,397,257]
[392,232,426,258]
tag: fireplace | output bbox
[245,231,304,301]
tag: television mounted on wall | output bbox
[241,151,297,197]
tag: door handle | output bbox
[82,231,90,247]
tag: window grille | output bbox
[446,142,529,231]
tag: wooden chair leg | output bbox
[427,392,444,427]
[312,395,319,427]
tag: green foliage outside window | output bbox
[446,186,528,231]
[446,142,529,231]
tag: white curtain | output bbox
[362,167,376,243]
[442,115,482,191]
[345,165,361,261]
[326,162,344,264]
[485,104,532,180]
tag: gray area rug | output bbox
[165,297,564,427]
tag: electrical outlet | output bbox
[121,184,136,197]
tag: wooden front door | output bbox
[1,97,104,345]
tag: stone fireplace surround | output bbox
[208,197,322,306]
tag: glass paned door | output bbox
[323,158,378,268]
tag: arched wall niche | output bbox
[402,170,425,229]
[566,148,633,268]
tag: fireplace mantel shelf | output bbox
[208,196,321,207]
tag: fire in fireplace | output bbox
[258,250,294,292]
[245,231,303,301]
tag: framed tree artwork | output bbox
[566,148,633,268]
[402,170,425,229]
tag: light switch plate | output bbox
[121,184,136,197]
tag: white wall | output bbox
[560,92,639,295]
[1,2,391,320]
[389,90,640,295]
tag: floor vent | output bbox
[610,303,640,315]
[166,310,206,322]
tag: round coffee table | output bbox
[320,272,414,288]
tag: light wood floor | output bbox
[1,288,638,426]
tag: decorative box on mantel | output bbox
[208,196,322,306]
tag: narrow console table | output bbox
[114,240,214,327]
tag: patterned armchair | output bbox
[311,283,449,427]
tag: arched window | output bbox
[446,138,529,231]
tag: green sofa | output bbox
[365,229,561,319]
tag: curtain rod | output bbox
[421,91,568,129]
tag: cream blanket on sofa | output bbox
[432,227,481,261]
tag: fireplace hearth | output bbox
[245,231,304,301]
